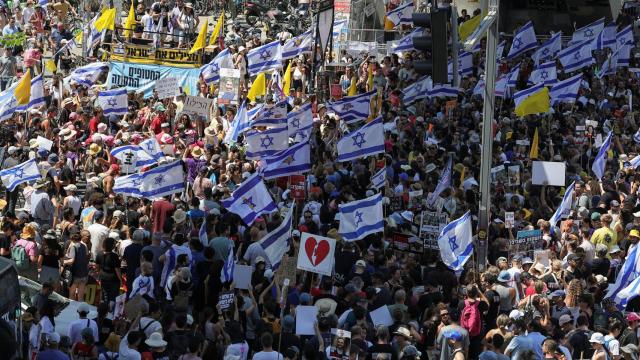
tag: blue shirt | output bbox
[36,349,70,360]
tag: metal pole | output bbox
[451,5,459,87]
[476,0,499,271]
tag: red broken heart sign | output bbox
[304,237,330,266]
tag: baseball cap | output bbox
[48,332,61,343]
[549,290,566,298]
[591,212,601,221]
[630,230,640,238]
[558,314,572,326]
[355,260,366,267]
[78,302,91,314]
[589,332,605,344]
[628,312,640,322]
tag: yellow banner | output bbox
[111,43,202,68]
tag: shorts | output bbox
[39,266,60,284]
[72,276,88,285]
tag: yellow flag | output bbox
[74,31,82,44]
[282,62,292,96]
[123,2,136,37]
[45,59,57,73]
[14,69,31,105]
[347,76,357,96]
[367,63,374,90]
[247,73,266,102]
[209,13,224,46]
[530,127,539,159]
[384,16,395,30]
[94,8,116,31]
[515,87,550,117]
[189,21,208,54]
[459,13,485,41]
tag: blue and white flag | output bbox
[0,159,41,191]
[139,137,164,161]
[612,273,640,310]
[592,22,617,51]
[224,101,251,144]
[287,103,313,139]
[252,100,288,128]
[496,40,506,59]
[428,84,462,98]
[220,246,235,283]
[16,75,45,111]
[438,211,473,271]
[337,116,385,162]
[327,90,375,124]
[386,1,413,27]
[427,158,452,208]
[260,206,293,269]
[113,173,143,197]
[617,44,632,67]
[616,25,634,49]
[98,88,128,116]
[473,76,507,99]
[634,128,640,144]
[201,48,232,84]
[507,21,537,59]
[333,19,348,38]
[245,127,289,160]
[370,167,387,190]
[528,61,557,86]
[507,63,521,88]
[0,81,21,122]
[261,140,311,180]
[69,62,109,87]
[571,17,604,44]
[592,131,612,180]
[221,173,278,225]
[338,193,384,242]
[139,160,185,198]
[283,30,313,60]
[608,244,640,307]
[627,155,640,169]
[548,181,575,230]
[597,47,621,78]
[247,40,282,76]
[556,40,594,73]
[199,218,208,247]
[402,76,432,104]
[532,32,562,64]
[448,51,473,81]
[549,73,582,105]
[389,27,423,53]
[248,103,264,120]
[110,145,158,172]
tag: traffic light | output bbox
[412,9,448,84]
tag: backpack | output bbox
[460,299,482,337]
[11,243,29,271]
[173,285,192,313]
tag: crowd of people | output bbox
[0,0,639,359]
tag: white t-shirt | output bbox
[138,317,163,339]
[604,334,620,357]
[225,342,250,360]
[252,350,283,360]
[68,318,99,344]
[119,332,142,360]
[88,222,110,260]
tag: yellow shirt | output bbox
[591,227,618,258]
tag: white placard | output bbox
[155,77,179,99]
[232,264,253,290]
[531,161,566,186]
[183,95,214,118]
[37,136,53,151]
[295,306,319,335]
[296,232,336,276]
[370,305,394,327]
[575,125,585,131]
[535,249,550,268]
[586,120,599,129]
[515,139,530,146]
[505,212,515,229]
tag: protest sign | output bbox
[391,232,423,254]
[408,190,423,211]
[107,61,200,98]
[113,293,126,318]
[218,291,235,311]
[515,139,530,146]
[329,329,352,360]
[510,229,544,259]
[370,305,394,327]
[154,77,179,99]
[532,161,566,186]
[232,265,253,289]
[390,195,404,212]
[37,136,53,151]
[218,68,241,105]
[419,211,449,250]
[508,165,521,186]
[276,255,297,284]
[505,212,515,229]
[330,84,343,100]
[290,175,306,200]
[183,95,214,118]
[297,232,336,276]
[295,306,319,335]
[491,165,508,184]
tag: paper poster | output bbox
[535,249,550,268]
[154,77,179,99]
[508,165,521,186]
[290,175,306,200]
[329,328,351,360]
[297,232,336,276]
[218,68,241,105]
[37,136,53,151]
[276,255,297,284]
[370,305,394,327]
[531,161,566,186]
[407,190,423,211]
[515,139,530,146]
[233,264,253,289]
[295,305,319,335]
[595,133,603,147]
[419,211,449,250]
[490,165,508,184]
[113,293,126,318]
[183,95,214,118]
[330,84,343,100]
[585,119,599,129]
[505,212,515,229]
[218,291,235,311]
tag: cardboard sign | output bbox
[531,161,566,186]
[183,95,214,117]
[290,175,306,200]
[218,68,241,105]
[232,264,253,289]
[508,165,521,186]
[330,84,343,100]
[297,232,336,276]
[218,291,235,311]
[154,77,179,99]
[419,211,449,250]
[276,255,297,284]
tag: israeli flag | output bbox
[634,128,640,144]
[110,145,158,172]
[337,116,385,162]
[287,103,313,139]
[403,76,432,105]
[248,103,264,121]
[613,275,640,310]
[532,32,562,64]
[139,160,185,198]
[388,27,422,54]
[98,88,128,116]
[260,206,293,269]
[370,167,387,190]
[528,61,557,86]
[550,73,582,105]
[113,173,143,197]
[474,76,507,99]
[327,90,375,124]
[548,181,574,231]
[201,48,232,84]
[70,62,109,87]
[16,75,45,111]
[199,218,208,247]
[608,244,640,307]
[224,101,251,144]
[139,138,164,161]
[556,40,594,73]
[571,17,604,44]
[220,246,235,283]
[627,155,640,169]
[617,44,632,67]
[252,100,288,128]
[338,193,384,242]
[428,84,462,98]
[221,173,278,225]
[616,25,634,49]
[245,127,289,160]
[592,22,617,51]
[438,211,473,271]
[282,31,313,60]
[448,51,473,81]
[332,19,348,38]
[507,21,538,59]
[261,140,311,180]
[0,82,21,122]
[592,131,612,180]
[386,1,413,27]
[597,47,621,78]
[247,40,282,76]
[427,158,452,208]
[506,63,521,87]
[0,159,41,191]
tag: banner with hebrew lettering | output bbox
[107,62,200,99]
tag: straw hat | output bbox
[145,332,167,348]
[61,98,74,107]
[191,146,204,158]
[173,209,187,224]
[33,178,50,189]
[88,143,102,156]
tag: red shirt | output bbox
[89,116,99,134]
[151,199,175,234]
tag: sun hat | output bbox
[589,332,605,344]
[315,298,337,316]
[497,270,511,283]
[48,332,61,343]
[394,326,412,339]
[88,143,102,156]
[172,209,187,224]
[145,332,168,348]
[63,184,77,192]
[559,314,572,326]
[33,178,50,189]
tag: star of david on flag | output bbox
[338,193,384,242]
[221,173,278,225]
[0,158,41,192]
[337,116,385,162]
[507,21,537,59]
[260,140,311,180]
[326,90,376,124]
[245,127,288,160]
[438,211,473,271]
[247,40,283,76]
[98,88,128,116]
[137,160,185,198]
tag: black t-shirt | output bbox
[365,343,398,360]
[123,243,144,281]
[95,251,121,282]
[590,258,610,277]
[0,233,10,258]
[484,289,501,329]
[41,243,63,268]
[568,329,593,359]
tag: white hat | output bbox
[63,184,77,192]
[292,230,301,237]
[589,332,605,344]
[48,332,61,343]
[610,245,621,254]
[355,260,366,267]
[7,146,17,154]
[78,302,91,313]
[401,211,414,222]
[145,332,168,348]
[113,210,124,218]
[509,309,524,320]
